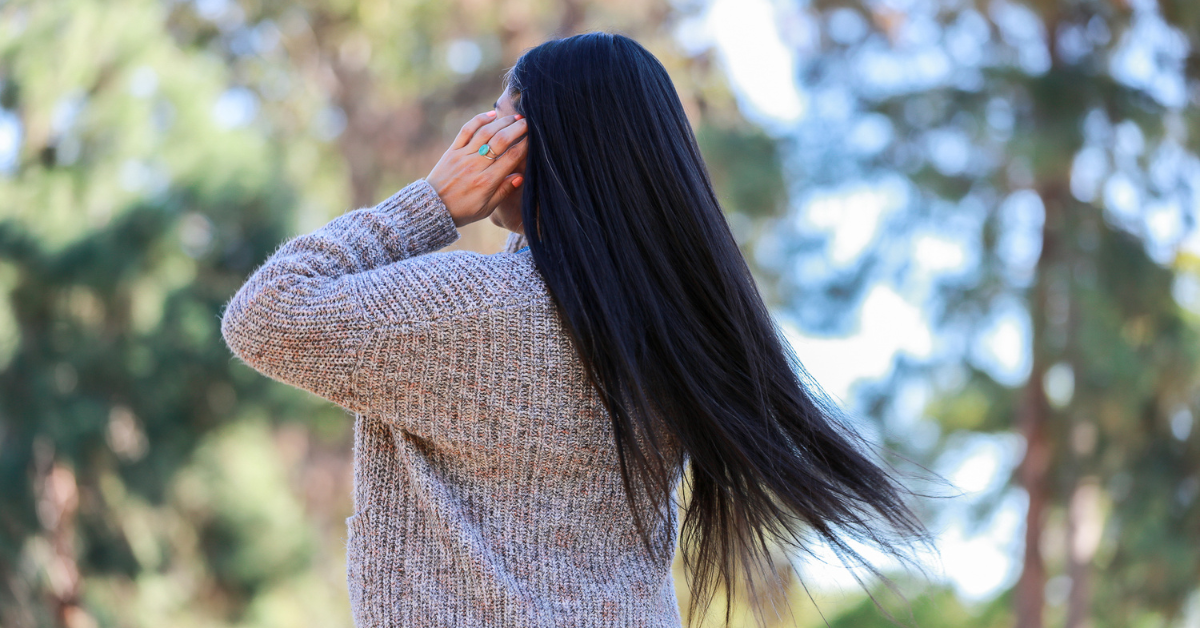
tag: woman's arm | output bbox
[221,108,529,417]
[219,179,459,413]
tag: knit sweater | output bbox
[220,179,686,627]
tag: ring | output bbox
[478,143,500,160]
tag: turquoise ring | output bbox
[478,143,500,160]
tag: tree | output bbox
[0,0,786,625]
[758,0,1200,625]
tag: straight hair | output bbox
[504,31,939,627]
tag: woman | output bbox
[221,31,933,628]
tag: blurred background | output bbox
[1,0,1198,626]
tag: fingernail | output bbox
[514,114,523,120]
[513,176,523,186]
[487,111,497,117]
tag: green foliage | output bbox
[767,0,1200,625]
[826,584,1013,628]
[0,0,777,626]
[695,122,787,220]
[182,418,315,593]
[925,368,1019,434]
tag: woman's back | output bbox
[224,30,932,628]
[221,179,686,627]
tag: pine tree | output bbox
[761,0,1200,625]
[0,1,776,625]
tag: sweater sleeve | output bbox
[219,178,461,414]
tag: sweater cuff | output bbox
[376,178,461,257]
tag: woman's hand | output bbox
[426,111,528,228]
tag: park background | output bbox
[1,0,1198,626]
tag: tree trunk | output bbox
[1016,182,1063,628]
[1015,360,1050,628]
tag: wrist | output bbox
[426,174,473,229]
[376,179,461,255]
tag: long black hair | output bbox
[506,31,938,626]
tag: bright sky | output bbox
[676,0,806,130]
[690,0,1026,603]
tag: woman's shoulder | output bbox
[355,245,549,326]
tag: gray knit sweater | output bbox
[220,179,685,627]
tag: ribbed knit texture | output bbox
[220,179,685,628]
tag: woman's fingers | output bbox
[482,119,528,161]
[489,137,527,174]
[484,173,525,213]
[428,110,528,228]
[466,114,523,153]
[489,141,528,178]
[452,111,498,150]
